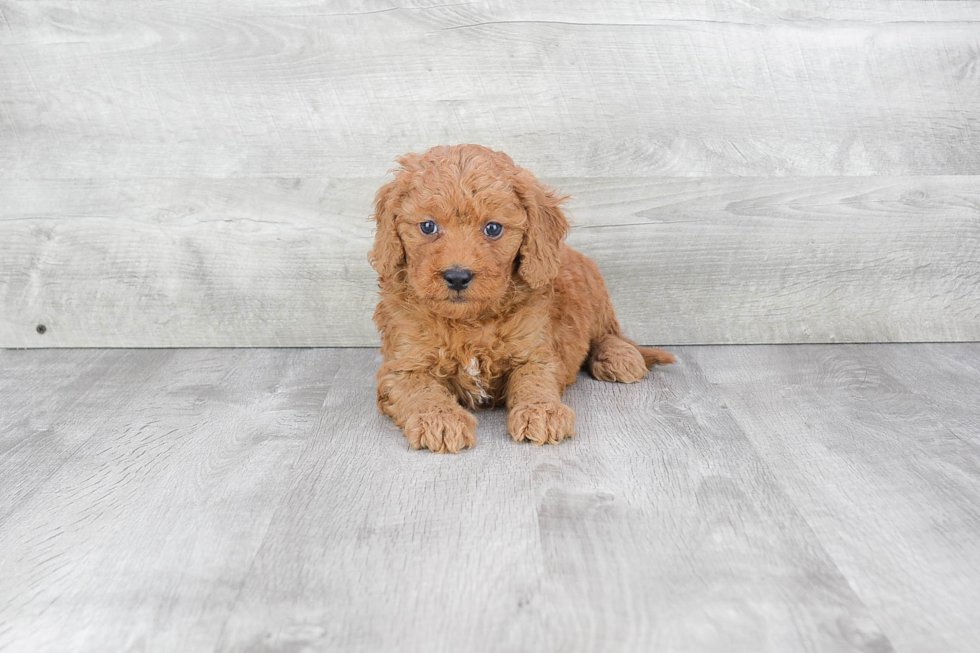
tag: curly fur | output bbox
[370,144,674,453]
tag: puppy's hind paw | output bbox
[403,406,477,454]
[508,402,575,446]
[589,335,648,383]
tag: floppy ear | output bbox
[367,178,405,278]
[513,170,570,289]
[369,154,423,278]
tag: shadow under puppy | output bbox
[370,144,674,453]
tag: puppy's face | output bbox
[395,178,525,318]
[370,145,569,320]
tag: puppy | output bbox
[369,144,673,453]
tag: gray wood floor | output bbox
[1,345,978,652]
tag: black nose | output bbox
[443,267,474,291]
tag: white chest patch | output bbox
[464,357,492,407]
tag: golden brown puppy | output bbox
[369,144,673,453]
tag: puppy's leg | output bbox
[378,370,477,453]
[506,363,575,445]
[588,334,675,383]
[588,334,649,383]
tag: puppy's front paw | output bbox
[403,406,477,454]
[508,402,575,445]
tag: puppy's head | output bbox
[369,144,568,318]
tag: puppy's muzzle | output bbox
[443,267,474,292]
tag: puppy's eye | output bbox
[419,220,437,236]
[483,222,503,239]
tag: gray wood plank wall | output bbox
[2,1,978,347]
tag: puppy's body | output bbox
[370,145,672,453]
[378,245,622,407]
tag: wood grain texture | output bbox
[215,350,888,653]
[2,0,978,346]
[692,344,980,653]
[0,178,380,348]
[850,343,980,444]
[2,176,977,347]
[0,350,175,524]
[0,348,342,652]
[1,1,979,178]
[0,347,906,652]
